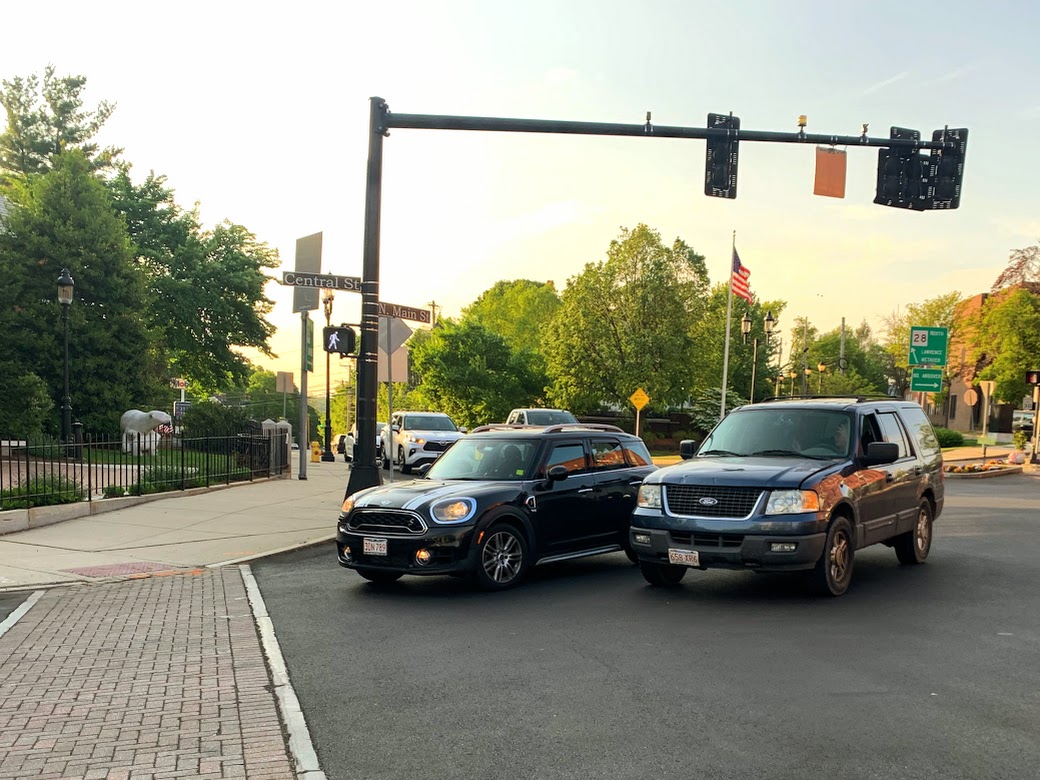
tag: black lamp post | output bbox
[321,288,336,462]
[741,310,776,404]
[57,268,75,445]
[817,362,827,393]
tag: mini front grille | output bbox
[347,510,427,535]
[669,531,745,548]
[664,485,762,518]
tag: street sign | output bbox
[378,300,431,324]
[281,271,362,293]
[173,400,192,417]
[305,317,314,373]
[630,388,649,411]
[908,326,948,366]
[378,316,413,355]
[962,388,978,406]
[292,233,322,312]
[169,378,187,389]
[910,367,943,393]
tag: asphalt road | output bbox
[0,592,30,624]
[252,474,1040,780]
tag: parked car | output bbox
[334,433,350,459]
[630,397,945,597]
[505,408,578,426]
[337,423,656,589]
[1012,409,1035,439]
[379,412,466,473]
[342,422,387,463]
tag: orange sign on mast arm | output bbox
[814,146,847,198]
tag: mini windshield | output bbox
[403,415,458,432]
[700,408,854,459]
[526,410,578,425]
[426,438,538,480]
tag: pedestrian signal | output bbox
[323,326,356,356]
[1026,370,1040,386]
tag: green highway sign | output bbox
[910,367,944,393]
[908,326,948,366]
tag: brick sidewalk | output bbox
[0,570,295,780]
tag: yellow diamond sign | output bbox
[630,387,649,411]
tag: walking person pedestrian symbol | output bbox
[327,331,339,351]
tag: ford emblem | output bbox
[698,497,719,506]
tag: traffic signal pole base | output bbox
[346,463,382,496]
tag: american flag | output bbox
[731,248,752,303]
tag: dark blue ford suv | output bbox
[629,398,944,596]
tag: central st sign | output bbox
[908,326,948,366]
[281,271,362,292]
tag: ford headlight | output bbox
[431,498,476,524]
[637,484,662,509]
[765,490,820,515]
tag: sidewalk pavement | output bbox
[0,453,350,780]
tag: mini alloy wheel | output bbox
[474,526,527,590]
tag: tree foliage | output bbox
[879,292,961,397]
[462,279,561,353]
[0,65,120,183]
[0,362,53,438]
[409,321,542,428]
[991,242,1040,293]
[972,288,1040,404]
[544,224,710,412]
[107,169,279,389]
[0,151,164,433]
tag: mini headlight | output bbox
[765,489,820,515]
[637,484,662,509]
[340,495,355,514]
[431,498,476,524]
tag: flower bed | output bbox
[944,459,1023,477]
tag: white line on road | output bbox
[240,564,327,780]
[0,590,46,640]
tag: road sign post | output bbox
[630,388,649,438]
[909,367,943,393]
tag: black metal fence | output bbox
[0,429,290,511]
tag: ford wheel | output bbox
[813,516,854,596]
[895,499,933,565]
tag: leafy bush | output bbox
[1013,430,1028,450]
[0,475,82,509]
[102,484,126,499]
[934,427,964,448]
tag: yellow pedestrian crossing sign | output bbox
[630,388,649,411]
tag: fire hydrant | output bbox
[310,441,321,463]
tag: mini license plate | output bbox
[363,537,388,556]
[668,548,699,566]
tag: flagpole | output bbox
[720,230,735,420]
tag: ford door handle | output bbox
[578,487,594,493]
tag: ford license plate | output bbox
[363,537,388,556]
[668,548,699,566]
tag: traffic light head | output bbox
[705,113,740,199]
[1026,370,1040,386]
[323,326,356,356]
[924,128,968,210]
[874,127,927,210]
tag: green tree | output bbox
[462,279,561,353]
[409,321,541,428]
[973,288,1040,404]
[0,363,53,438]
[543,224,710,411]
[0,151,163,433]
[107,169,279,389]
[878,292,960,397]
[0,65,120,183]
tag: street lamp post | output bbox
[817,362,827,393]
[741,310,775,404]
[320,288,336,462]
[57,268,75,446]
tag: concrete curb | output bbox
[944,466,1024,479]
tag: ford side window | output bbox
[877,412,910,459]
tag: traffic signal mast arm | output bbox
[384,110,957,152]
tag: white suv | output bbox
[505,408,578,426]
[380,412,465,473]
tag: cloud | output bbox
[861,72,910,95]
[922,63,982,86]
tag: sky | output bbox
[3,0,1037,402]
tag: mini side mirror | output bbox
[679,440,700,460]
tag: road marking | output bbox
[240,564,327,780]
[0,590,46,640]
